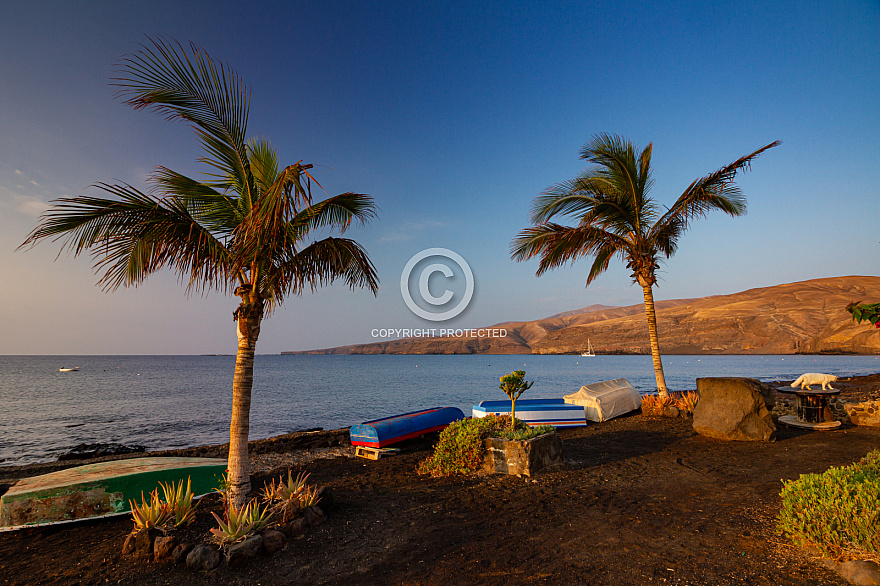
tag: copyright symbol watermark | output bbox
[400,248,474,321]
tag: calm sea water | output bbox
[1,354,878,466]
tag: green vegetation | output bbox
[129,477,196,530]
[418,414,554,477]
[262,470,319,524]
[511,134,779,395]
[847,301,880,328]
[498,370,534,429]
[210,500,272,545]
[19,38,379,509]
[776,450,880,560]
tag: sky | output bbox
[0,0,878,355]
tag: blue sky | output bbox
[1,1,878,354]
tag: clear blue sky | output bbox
[1,1,877,354]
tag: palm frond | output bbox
[247,138,279,199]
[510,223,626,276]
[262,237,379,308]
[654,140,780,236]
[20,185,232,292]
[112,36,254,201]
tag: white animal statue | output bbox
[791,373,838,391]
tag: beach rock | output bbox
[482,431,564,476]
[845,400,880,427]
[261,529,285,554]
[662,405,680,418]
[186,544,220,571]
[838,560,880,585]
[693,377,776,441]
[153,535,177,562]
[171,542,193,564]
[227,534,263,566]
[280,517,309,538]
[123,527,161,558]
[57,442,145,461]
[303,506,326,526]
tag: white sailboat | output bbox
[580,340,595,357]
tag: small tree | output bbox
[846,301,880,328]
[499,370,534,429]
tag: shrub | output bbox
[776,450,880,560]
[417,415,555,477]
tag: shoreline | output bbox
[2,372,878,484]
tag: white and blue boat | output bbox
[472,399,587,428]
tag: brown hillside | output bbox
[290,276,880,355]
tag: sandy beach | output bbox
[0,374,878,585]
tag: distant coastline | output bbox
[283,276,880,356]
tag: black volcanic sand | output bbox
[1,374,879,585]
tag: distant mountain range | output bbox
[285,276,880,355]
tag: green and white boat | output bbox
[0,457,226,530]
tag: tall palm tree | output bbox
[20,38,379,508]
[511,134,778,395]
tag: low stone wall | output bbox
[844,400,880,427]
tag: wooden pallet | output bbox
[355,446,401,460]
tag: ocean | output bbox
[1,354,878,466]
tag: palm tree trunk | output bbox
[227,313,261,510]
[641,284,669,396]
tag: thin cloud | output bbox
[380,220,445,242]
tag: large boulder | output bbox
[693,377,776,441]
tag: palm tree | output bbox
[20,38,379,508]
[511,134,778,395]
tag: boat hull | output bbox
[350,407,465,448]
[0,457,226,529]
[473,398,588,428]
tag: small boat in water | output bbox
[580,340,595,357]
[58,366,79,372]
[350,407,465,448]
[0,456,226,530]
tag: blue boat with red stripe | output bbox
[349,407,465,448]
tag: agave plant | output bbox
[210,500,272,545]
[675,391,700,415]
[263,470,310,503]
[159,477,197,527]
[130,489,172,530]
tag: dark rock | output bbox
[482,431,564,476]
[314,486,333,514]
[227,534,263,566]
[125,527,161,558]
[839,560,880,585]
[186,544,221,571]
[281,517,309,538]
[303,506,326,526]
[662,405,680,418]
[171,542,193,564]
[261,530,285,554]
[693,377,776,441]
[57,442,146,461]
[154,535,177,562]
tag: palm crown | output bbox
[512,133,779,288]
[21,38,379,315]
